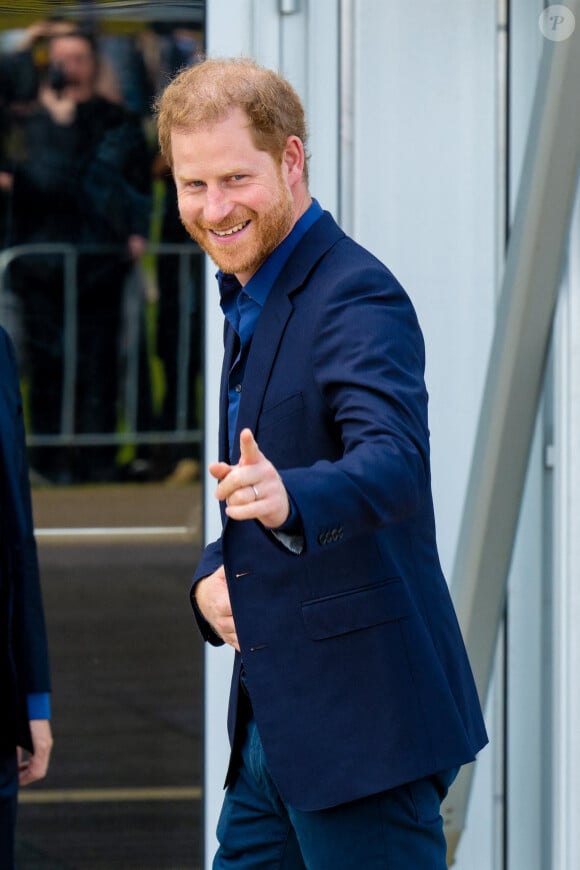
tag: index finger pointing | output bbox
[239,428,260,466]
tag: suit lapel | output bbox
[223,211,345,463]
[231,292,294,462]
[218,325,238,461]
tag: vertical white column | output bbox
[552,190,580,870]
[201,276,234,870]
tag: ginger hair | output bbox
[155,57,309,180]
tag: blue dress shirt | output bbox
[218,199,323,453]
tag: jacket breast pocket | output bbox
[257,392,304,467]
[258,392,304,432]
[301,578,411,640]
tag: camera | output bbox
[46,62,67,95]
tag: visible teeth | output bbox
[214,221,248,237]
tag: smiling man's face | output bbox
[171,108,299,285]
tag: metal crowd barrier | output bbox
[0,242,203,450]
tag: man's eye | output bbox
[231,175,246,182]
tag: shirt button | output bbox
[234,383,242,393]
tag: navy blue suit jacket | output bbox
[193,211,487,811]
[0,326,50,752]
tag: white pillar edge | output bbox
[552,183,580,870]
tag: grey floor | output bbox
[15,484,205,870]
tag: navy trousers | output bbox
[0,749,18,870]
[214,715,456,869]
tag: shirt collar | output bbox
[218,198,323,315]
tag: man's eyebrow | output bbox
[175,171,202,183]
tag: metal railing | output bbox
[0,241,203,450]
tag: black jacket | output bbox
[0,326,50,751]
[6,94,151,250]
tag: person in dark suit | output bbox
[156,58,488,868]
[0,325,53,867]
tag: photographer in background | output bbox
[2,27,152,483]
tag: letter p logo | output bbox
[539,5,576,41]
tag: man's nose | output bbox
[203,187,232,225]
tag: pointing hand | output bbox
[209,428,290,529]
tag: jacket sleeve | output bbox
[82,112,152,241]
[190,537,225,646]
[280,257,432,553]
[1,327,51,698]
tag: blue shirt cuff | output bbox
[276,494,301,534]
[27,693,51,720]
[271,495,304,554]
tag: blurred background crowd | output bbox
[0,11,205,485]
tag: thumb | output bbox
[239,428,260,466]
[209,460,232,481]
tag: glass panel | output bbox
[0,0,205,486]
[1,4,206,867]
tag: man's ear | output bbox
[282,135,305,184]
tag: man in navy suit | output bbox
[0,325,52,866]
[156,58,487,868]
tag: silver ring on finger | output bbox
[251,485,260,501]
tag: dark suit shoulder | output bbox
[292,217,410,308]
[292,211,403,291]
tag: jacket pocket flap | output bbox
[302,579,410,640]
[258,392,304,431]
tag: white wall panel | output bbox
[552,188,580,870]
[206,0,254,56]
[301,0,340,216]
[349,0,497,578]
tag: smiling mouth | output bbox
[211,220,250,237]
